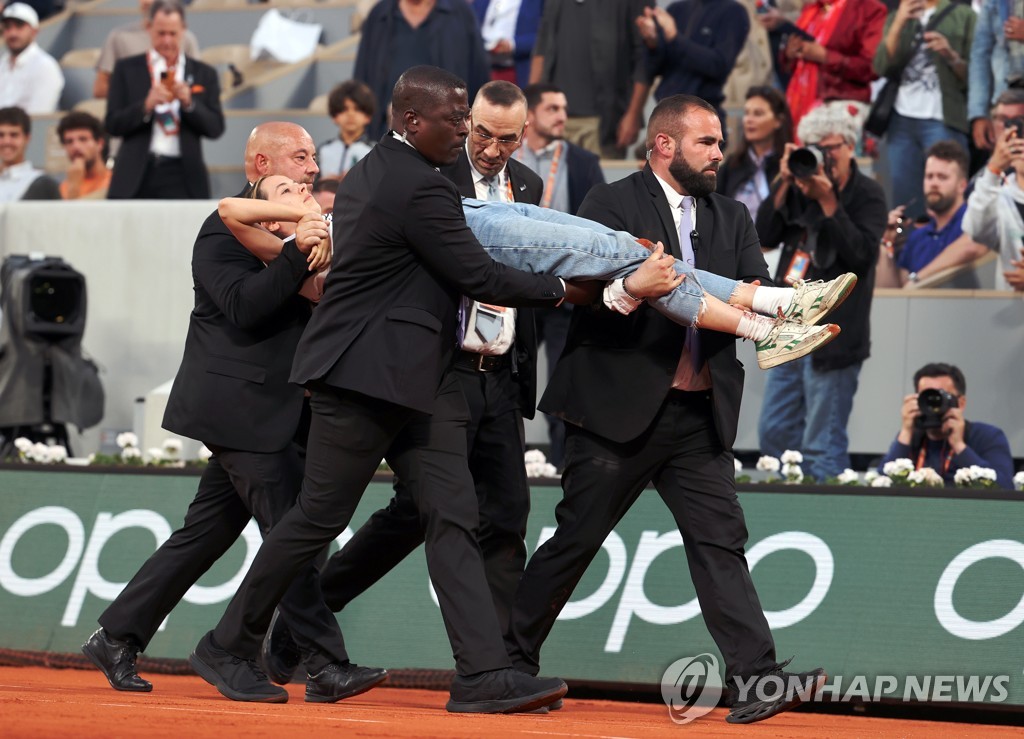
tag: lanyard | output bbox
[517,142,562,209]
[917,440,955,475]
[539,141,562,209]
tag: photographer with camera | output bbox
[755,104,887,481]
[876,140,988,288]
[879,362,1014,489]
[962,88,1024,291]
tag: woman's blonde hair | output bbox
[249,175,270,200]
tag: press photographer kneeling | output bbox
[879,363,1014,489]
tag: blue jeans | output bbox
[757,356,862,481]
[886,112,968,220]
[462,199,739,327]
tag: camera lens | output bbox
[789,147,824,179]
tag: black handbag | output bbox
[863,2,958,138]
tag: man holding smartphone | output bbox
[105,0,224,199]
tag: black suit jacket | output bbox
[565,142,605,215]
[441,152,544,417]
[290,135,564,414]
[163,190,312,452]
[105,54,225,199]
[540,165,770,447]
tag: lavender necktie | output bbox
[679,199,703,372]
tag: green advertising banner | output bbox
[1,469,1022,707]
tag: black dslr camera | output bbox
[789,144,838,181]
[916,388,957,430]
[788,146,824,179]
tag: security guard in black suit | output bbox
[505,95,826,724]
[83,123,384,704]
[301,82,545,639]
[195,67,567,713]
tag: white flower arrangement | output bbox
[954,465,999,489]
[524,449,558,478]
[836,468,860,485]
[907,467,944,488]
[198,445,213,462]
[864,469,880,484]
[756,455,780,473]
[734,458,743,474]
[882,458,915,484]
[162,438,183,458]
[781,463,804,484]
[871,475,893,488]
[116,432,139,450]
[12,438,68,464]
[121,446,142,462]
[1014,471,1024,492]
[780,449,804,465]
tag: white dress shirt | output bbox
[0,42,64,114]
[463,151,517,356]
[147,49,185,157]
[0,160,46,202]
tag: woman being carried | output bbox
[220,175,858,370]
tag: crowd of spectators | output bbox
[0,0,1019,484]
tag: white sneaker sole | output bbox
[757,325,841,370]
[800,274,858,326]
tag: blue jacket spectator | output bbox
[879,362,1014,490]
[637,0,750,121]
[472,0,544,88]
[968,0,1024,151]
[354,0,489,139]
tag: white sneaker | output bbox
[784,273,858,325]
[755,320,840,369]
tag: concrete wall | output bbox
[2,201,1022,461]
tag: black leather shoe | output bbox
[261,608,301,685]
[726,658,826,724]
[446,668,567,714]
[189,631,288,703]
[82,628,152,692]
[305,662,388,703]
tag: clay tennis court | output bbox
[1,666,1017,738]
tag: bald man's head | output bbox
[244,122,319,184]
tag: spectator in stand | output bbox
[312,176,339,215]
[717,85,793,220]
[57,110,112,199]
[0,105,59,201]
[755,103,887,482]
[316,80,375,179]
[876,140,987,287]
[782,0,887,134]
[472,0,542,87]
[635,0,750,131]
[0,3,63,114]
[962,89,1024,291]
[17,1,55,22]
[516,83,605,216]
[354,0,489,139]
[722,0,774,138]
[968,0,1024,153]
[874,0,975,221]
[754,0,807,90]
[516,81,606,470]
[105,0,223,199]
[879,362,1014,489]
[94,0,199,100]
[530,0,652,159]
